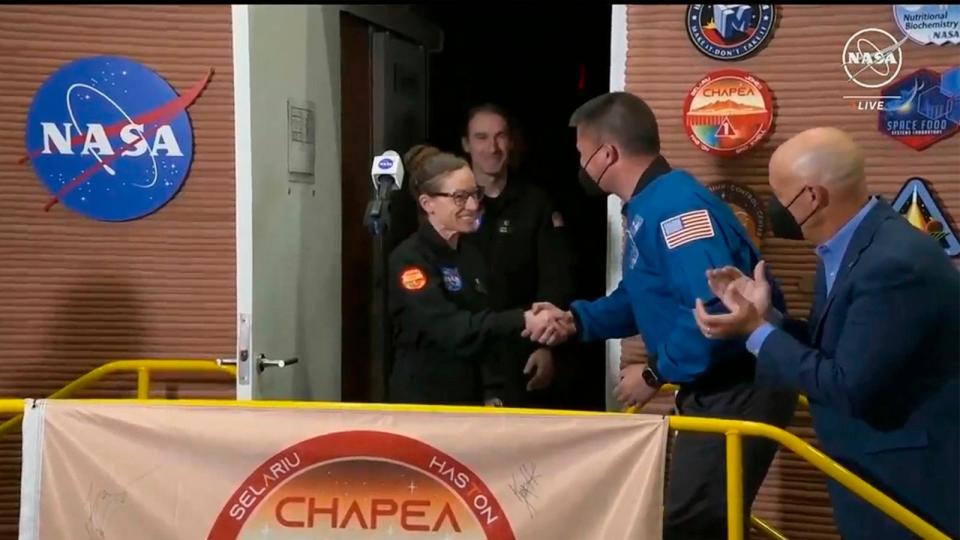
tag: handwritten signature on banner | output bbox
[508,462,542,518]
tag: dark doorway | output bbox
[421,4,613,410]
[342,5,612,409]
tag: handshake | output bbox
[521,302,577,346]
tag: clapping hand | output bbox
[522,302,577,346]
[705,260,772,317]
[694,260,771,340]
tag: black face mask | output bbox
[767,187,819,240]
[578,145,612,197]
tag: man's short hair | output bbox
[463,102,512,138]
[568,92,660,156]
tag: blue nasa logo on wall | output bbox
[25,56,198,221]
[893,5,960,45]
[441,267,463,292]
[687,5,776,61]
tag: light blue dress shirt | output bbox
[746,197,879,355]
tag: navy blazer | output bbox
[757,200,959,539]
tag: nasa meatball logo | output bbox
[842,28,906,89]
[683,70,774,157]
[208,431,516,540]
[686,5,776,61]
[23,56,211,221]
[378,158,394,169]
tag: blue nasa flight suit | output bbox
[570,156,797,539]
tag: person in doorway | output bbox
[388,149,556,406]
[460,103,576,407]
[693,127,960,539]
[526,92,798,539]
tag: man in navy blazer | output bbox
[693,127,959,539]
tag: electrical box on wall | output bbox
[287,98,316,182]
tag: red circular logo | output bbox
[683,69,774,157]
[207,431,516,540]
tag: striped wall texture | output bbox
[621,4,959,539]
[0,5,237,538]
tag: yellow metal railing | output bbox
[751,514,790,540]
[633,385,943,540]
[656,389,794,539]
[1,366,946,540]
[0,359,235,437]
[661,384,809,409]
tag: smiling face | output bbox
[462,110,511,177]
[418,165,483,234]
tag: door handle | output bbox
[257,354,300,373]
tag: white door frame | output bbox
[232,4,255,400]
[605,5,628,411]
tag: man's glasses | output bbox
[429,188,484,207]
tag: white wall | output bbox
[605,5,628,411]
[245,4,342,400]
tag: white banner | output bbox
[20,400,668,539]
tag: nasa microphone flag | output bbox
[18,401,668,540]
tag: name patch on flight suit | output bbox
[400,267,427,291]
[441,267,463,292]
[626,215,644,269]
[660,209,715,249]
[498,219,512,234]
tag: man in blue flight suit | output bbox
[528,92,797,539]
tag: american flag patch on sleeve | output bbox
[660,209,715,249]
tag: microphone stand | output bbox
[363,177,396,402]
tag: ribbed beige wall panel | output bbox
[0,5,237,538]
[623,4,959,538]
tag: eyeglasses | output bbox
[429,188,484,207]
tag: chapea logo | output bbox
[22,56,212,221]
[207,431,517,540]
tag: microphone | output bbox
[370,150,404,193]
[364,150,405,236]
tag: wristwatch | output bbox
[642,366,663,389]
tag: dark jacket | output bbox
[466,179,575,311]
[464,179,575,404]
[388,221,525,405]
[758,201,959,539]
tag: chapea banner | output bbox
[18,400,668,539]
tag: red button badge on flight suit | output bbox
[400,267,427,291]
